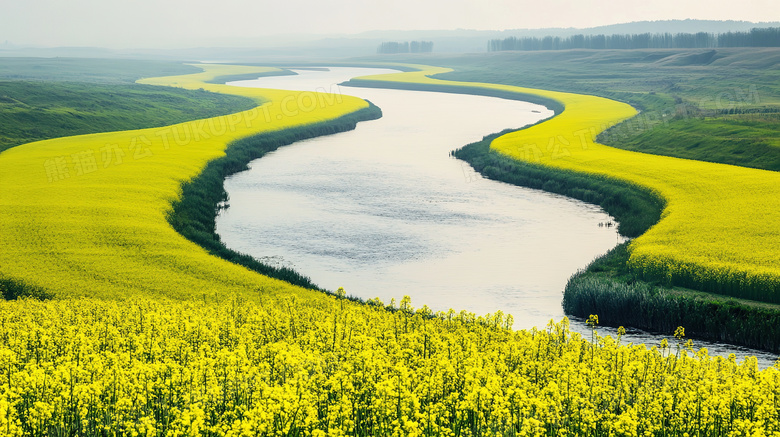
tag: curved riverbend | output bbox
[217,67,778,366]
[347,65,780,302]
[216,67,618,330]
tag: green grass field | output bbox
[368,48,780,171]
[0,58,259,154]
[0,81,256,153]
[611,116,780,171]
[0,57,204,83]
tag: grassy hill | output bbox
[0,58,257,154]
[368,48,780,170]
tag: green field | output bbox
[370,48,780,170]
[0,81,257,153]
[612,116,780,171]
[0,59,257,154]
[0,57,204,83]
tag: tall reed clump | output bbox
[564,244,780,352]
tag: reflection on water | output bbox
[216,67,778,368]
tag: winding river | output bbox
[215,67,778,367]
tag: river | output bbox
[215,67,778,367]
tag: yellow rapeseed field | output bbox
[351,66,780,302]
[0,64,368,300]
[1,295,778,436]
[1,64,779,435]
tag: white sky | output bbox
[2,0,778,48]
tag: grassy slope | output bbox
[0,57,204,83]
[565,243,780,351]
[611,116,780,170]
[0,81,256,153]
[0,58,261,154]
[0,64,369,300]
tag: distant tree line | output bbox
[377,41,434,54]
[488,27,780,51]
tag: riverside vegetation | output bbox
[1,58,779,434]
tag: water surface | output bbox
[216,67,777,366]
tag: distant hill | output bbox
[349,20,780,53]
[355,20,780,39]
[2,20,779,60]
[299,20,780,55]
[573,20,780,36]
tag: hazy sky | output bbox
[2,0,778,48]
